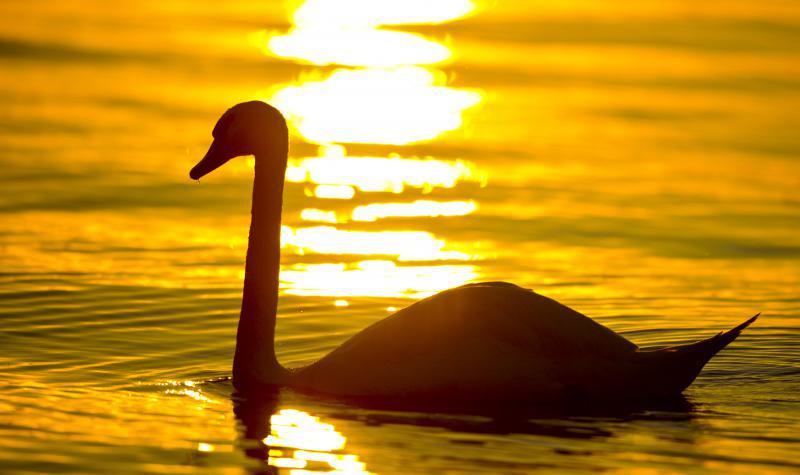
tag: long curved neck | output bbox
[233,147,290,388]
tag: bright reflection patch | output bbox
[313,184,356,200]
[281,226,472,261]
[265,409,369,473]
[269,67,482,144]
[255,0,485,302]
[259,0,475,67]
[161,380,218,405]
[281,260,478,298]
[352,200,477,222]
[291,0,475,27]
[286,146,486,194]
[300,208,338,223]
[265,28,450,67]
[197,443,214,453]
[267,409,345,452]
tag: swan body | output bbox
[190,101,757,402]
[293,282,637,400]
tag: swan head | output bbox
[190,101,288,180]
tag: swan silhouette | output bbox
[190,101,757,401]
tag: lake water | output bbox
[1,0,799,473]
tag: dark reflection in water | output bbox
[331,393,696,435]
[232,389,280,474]
[230,381,699,473]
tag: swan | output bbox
[190,101,757,401]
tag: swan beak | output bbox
[190,139,230,180]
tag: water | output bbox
[1,0,799,473]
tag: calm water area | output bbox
[1,1,799,473]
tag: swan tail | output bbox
[633,314,758,398]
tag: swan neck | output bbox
[233,148,289,386]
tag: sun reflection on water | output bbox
[255,0,486,298]
[300,208,339,223]
[281,260,479,298]
[160,380,219,405]
[263,29,450,67]
[266,409,370,474]
[269,67,482,145]
[260,0,475,68]
[290,0,476,28]
[159,383,369,472]
[287,145,487,194]
[311,184,356,200]
[280,226,474,261]
[299,200,477,224]
[351,200,477,222]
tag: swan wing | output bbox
[294,282,636,399]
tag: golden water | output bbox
[1,0,799,473]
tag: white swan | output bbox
[190,101,757,401]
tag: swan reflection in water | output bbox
[166,377,697,473]
[232,389,369,474]
[228,384,699,474]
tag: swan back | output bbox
[293,283,638,399]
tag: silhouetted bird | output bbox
[190,101,758,402]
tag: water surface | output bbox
[1,0,799,473]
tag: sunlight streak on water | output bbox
[258,0,486,299]
[266,409,369,474]
[160,380,220,405]
[300,208,339,223]
[286,146,486,193]
[280,226,477,261]
[258,0,475,67]
[261,0,482,145]
[291,0,475,27]
[269,67,482,145]
[281,260,479,298]
[300,199,477,226]
[267,409,346,451]
[264,29,450,67]
[311,184,356,199]
[351,200,477,222]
